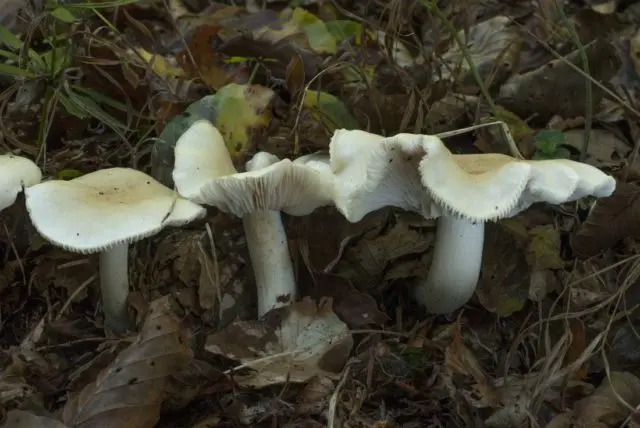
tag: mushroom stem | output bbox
[99,243,132,333]
[415,216,484,314]
[243,212,296,317]
[243,153,297,317]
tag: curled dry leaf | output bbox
[570,371,640,426]
[571,180,638,258]
[563,128,630,167]
[205,297,353,388]
[62,297,193,428]
[1,410,68,428]
[295,376,334,415]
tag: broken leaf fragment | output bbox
[441,16,521,92]
[2,410,69,428]
[254,8,336,54]
[572,180,636,258]
[205,297,353,388]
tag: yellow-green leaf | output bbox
[213,83,275,157]
[56,169,83,180]
[526,225,565,270]
[291,8,336,54]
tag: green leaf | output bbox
[533,129,565,154]
[51,7,77,23]
[0,25,23,50]
[326,20,364,43]
[56,169,83,180]
[303,89,359,131]
[0,48,20,62]
[0,62,36,78]
[42,45,71,76]
[59,92,89,118]
[63,0,140,8]
[63,88,128,134]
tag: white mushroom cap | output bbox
[198,151,334,217]
[0,154,41,211]
[25,168,206,254]
[329,129,439,223]
[173,119,238,204]
[418,137,617,222]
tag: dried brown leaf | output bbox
[571,180,637,258]
[476,222,529,317]
[205,297,353,388]
[1,410,68,428]
[342,218,431,290]
[0,355,38,407]
[62,297,193,428]
[32,250,96,302]
[562,319,588,380]
[295,376,334,415]
[498,39,621,122]
[304,273,388,328]
[285,54,305,99]
[445,320,495,403]
[177,25,245,90]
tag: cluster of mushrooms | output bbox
[0,120,616,334]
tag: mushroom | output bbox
[329,129,439,222]
[25,168,206,333]
[173,120,333,317]
[0,154,41,212]
[417,137,616,313]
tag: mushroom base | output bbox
[415,216,484,314]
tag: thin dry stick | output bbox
[56,274,98,320]
[435,120,523,159]
[327,364,351,428]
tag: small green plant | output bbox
[532,129,571,160]
[0,6,135,159]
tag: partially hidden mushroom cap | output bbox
[418,137,616,222]
[329,129,439,223]
[197,151,334,217]
[173,119,238,204]
[25,168,206,254]
[0,154,42,211]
